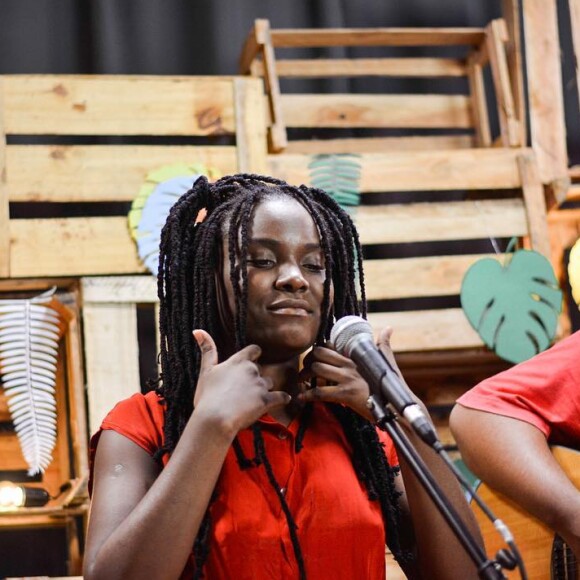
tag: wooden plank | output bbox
[517,153,551,258]
[355,199,527,245]
[253,57,467,78]
[239,21,260,74]
[364,254,497,300]
[254,20,287,151]
[522,0,568,183]
[234,78,268,173]
[367,308,483,352]
[502,0,527,145]
[281,94,472,129]
[6,145,237,202]
[467,53,492,147]
[486,19,520,146]
[83,303,141,433]
[3,75,236,136]
[9,217,145,277]
[82,276,158,304]
[268,148,526,192]
[270,28,485,48]
[283,135,475,154]
[0,78,9,277]
[571,0,580,119]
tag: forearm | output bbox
[451,405,580,549]
[398,419,483,579]
[85,413,234,580]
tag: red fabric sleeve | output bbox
[377,427,399,467]
[456,331,580,445]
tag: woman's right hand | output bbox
[192,329,291,437]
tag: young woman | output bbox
[84,174,482,580]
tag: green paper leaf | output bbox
[460,249,562,364]
[308,154,362,208]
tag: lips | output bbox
[268,299,312,316]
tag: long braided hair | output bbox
[155,174,408,578]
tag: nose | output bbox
[275,263,309,292]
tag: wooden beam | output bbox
[234,78,268,173]
[467,52,492,147]
[252,57,467,78]
[570,0,580,117]
[280,94,472,129]
[6,145,237,202]
[0,78,9,277]
[270,28,486,48]
[3,76,237,136]
[522,0,568,183]
[239,21,260,74]
[82,276,158,304]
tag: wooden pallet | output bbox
[0,75,267,279]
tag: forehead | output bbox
[249,197,320,246]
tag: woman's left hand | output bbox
[298,345,373,420]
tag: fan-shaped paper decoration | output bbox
[308,154,362,209]
[128,163,219,275]
[0,289,62,475]
[568,238,580,305]
[461,249,562,364]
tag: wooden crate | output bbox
[0,75,267,279]
[0,279,88,575]
[240,18,523,153]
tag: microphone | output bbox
[330,316,439,446]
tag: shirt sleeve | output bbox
[456,331,580,444]
[377,427,399,467]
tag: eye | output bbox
[303,262,325,272]
[248,258,275,268]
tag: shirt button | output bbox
[280,487,287,496]
[278,431,288,440]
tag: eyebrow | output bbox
[248,238,321,251]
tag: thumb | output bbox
[193,329,218,374]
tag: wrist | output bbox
[190,404,239,443]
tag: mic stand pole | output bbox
[369,399,506,580]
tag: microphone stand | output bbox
[368,398,506,580]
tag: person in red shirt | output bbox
[84,174,482,580]
[450,331,580,558]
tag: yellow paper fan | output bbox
[568,237,580,305]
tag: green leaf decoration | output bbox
[308,154,362,210]
[128,163,219,275]
[460,249,562,364]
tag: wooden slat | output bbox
[367,309,483,352]
[234,79,268,172]
[253,57,467,78]
[486,19,520,147]
[281,94,472,129]
[522,1,568,183]
[83,303,141,433]
[3,75,236,136]
[9,217,145,277]
[270,28,486,48]
[239,21,261,75]
[467,52,492,147]
[268,148,526,192]
[283,135,475,154]
[517,153,551,257]
[0,78,9,277]
[82,276,158,304]
[364,254,497,300]
[354,199,527,245]
[6,145,237,202]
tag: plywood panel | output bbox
[268,148,525,192]
[6,145,237,202]
[281,94,472,129]
[3,75,236,136]
[82,276,158,304]
[83,303,141,433]
[9,217,145,277]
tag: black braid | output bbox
[155,173,407,577]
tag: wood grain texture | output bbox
[0,78,9,277]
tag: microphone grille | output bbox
[330,315,373,356]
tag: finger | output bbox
[298,385,343,404]
[230,343,262,363]
[311,346,354,367]
[192,329,218,374]
[309,361,352,384]
[377,326,394,348]
[263,391,292,412]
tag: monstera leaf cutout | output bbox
[568,237,580,305]
[461,249,562,364]
[0,289,62,475]
[308,154,362,210]
[128,163,219,275]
